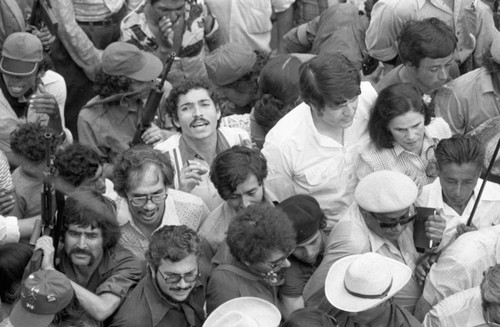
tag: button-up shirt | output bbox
[423,287,488,327]
[366,0,496,68]
[262,81,377,229]
[435,67,500,134]
[423,226,500,306]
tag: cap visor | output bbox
[10,300,55,327]
[324,254,412,313]
[0,57,38,76]
[127,52,163,82]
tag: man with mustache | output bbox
[35,190,143,323]
[198,145,276,254]
[109,225,207,327]
[155,79,251,212]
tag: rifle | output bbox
[130,52,176,146]
[29,0,59,36]
[23,133,60,278]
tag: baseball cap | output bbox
[101,42,163,81]
[10,270,74,327]
[277,195,325,243]
[0,32,43,76]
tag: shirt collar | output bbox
[479,69,498,95]
[179,129,231,162]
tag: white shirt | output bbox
[423,226,500,306]
[423,287,488,327]
[417,178,500,248]
[0,215,20,245]
[262,81,377,228]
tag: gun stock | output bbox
[131,52,176,146]
[30,0,59,36]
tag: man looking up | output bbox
[155,79,251,211]
[35,190,143,322]
[113,146,209,264]
[198,145,276,253]
[109,225,206,327]
[262,52,377,229]
[375,18,457,97]
[0,32,70,166]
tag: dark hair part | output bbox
[368,83,432,149]
[93,69,133,99]
[210,145,268,199]
[55,143,101,187]
[299,53,360,112]
[482,46,500,74]
[146,225,201,270]
[164,79,217,132]
[435,134,485,173]
[481,264,500,309]
[223,50,270,95]
[254,55,301,132]
[0,243,33,304]
[398,18,457,68]
[10,123,61,162]
[62,190,120,249]
[226,203,296,264]
[113,145,175,198]
[281,308,338,327]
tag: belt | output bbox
[76,5,126,26]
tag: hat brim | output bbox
[0,57,38,76]
[203,297,281,327]
[325,254,412,313]
[127,52,164,82]
[10,300,55,327]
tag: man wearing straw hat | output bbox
[321,252,422,326]
[303,170,446,313]
[203,297,281,327]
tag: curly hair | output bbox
[481,264,500,308]
[164,79,218,132]
[146,225,202,270]
[55,144,101,187]
[435,134,485,173]
[398,18,457,68]
[93,69,133,99]
[223,51,270,95]
[368,83,432,149]
[299,53,361,112]
[10,123,61,162]
[0,243,33,304]
[113,145,175,198]
[62,189,120,250]
[226,203,296,264]
[210,145,268,199]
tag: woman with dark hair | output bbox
[416,134,500,248]
[357,83,451,187]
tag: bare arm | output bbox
[70,282,122,321]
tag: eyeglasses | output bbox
[157,269,200,284]
[267,251,292,270]
[127,193,167,207]
[486,306,500,327]
[327,314,339,327]
[371,205,417,229]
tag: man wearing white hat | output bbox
[303,170,446,313]
[434,32,500,134]
[321,252,422,326]
[203,297,281,327]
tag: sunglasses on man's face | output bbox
[371,205,417,229]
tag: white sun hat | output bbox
[325,252,412,313]
[203,297,281,327]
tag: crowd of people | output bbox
[1,0,500,326]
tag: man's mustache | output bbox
[189,118,210,128]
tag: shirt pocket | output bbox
[239,1,273,34]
